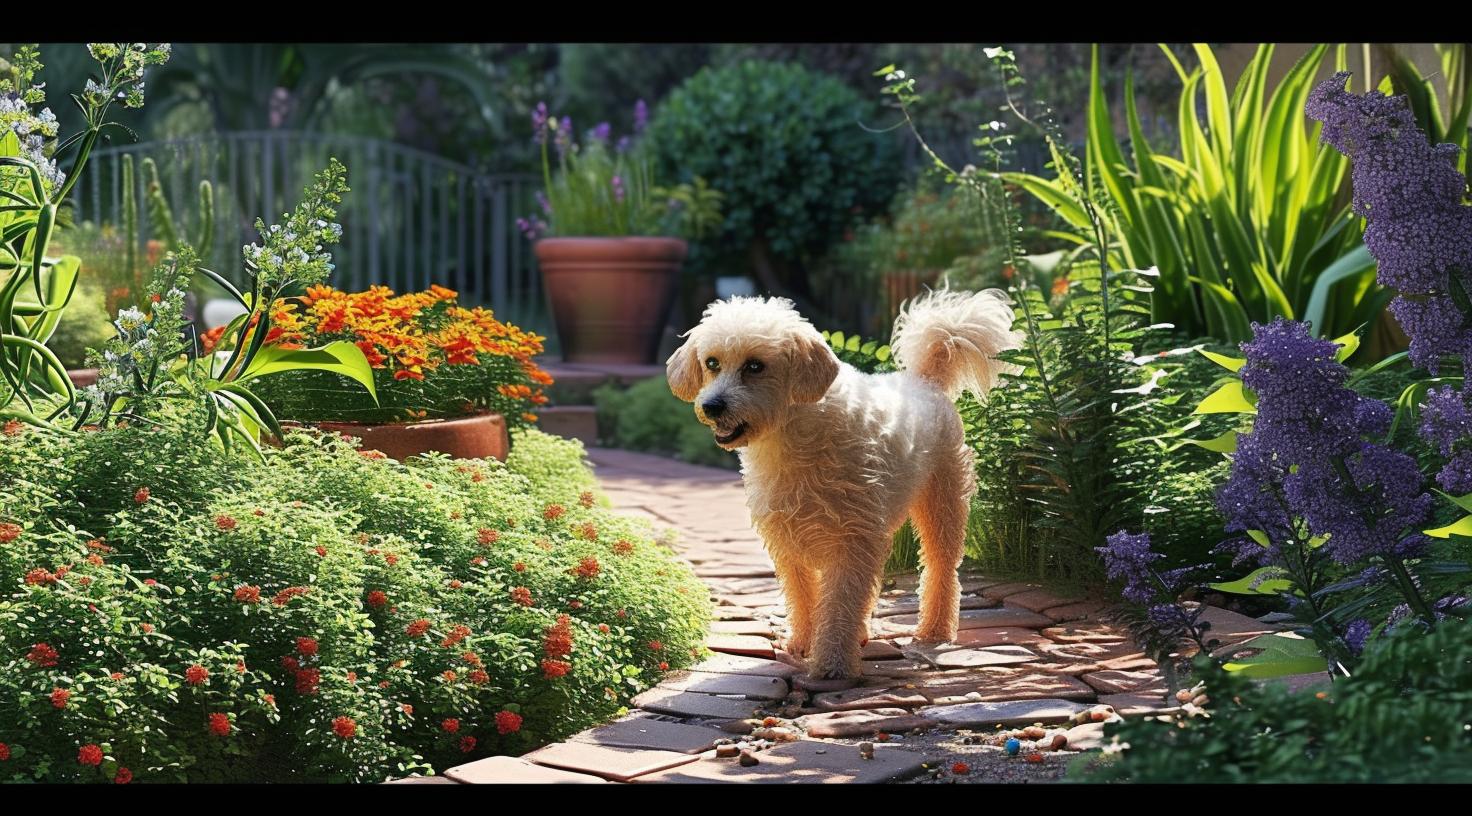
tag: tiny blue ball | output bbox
[1004,738,1021,756]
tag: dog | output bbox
[667,287,1022,678]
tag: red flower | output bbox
[134,487,150,504]
[233,585,261,604]
[26,642,58,668]
[579,491,595,508]
[384,553,399,567]
[442,670,458,683]
[314,546,328,557]
[235,661,246,674]
[460,736,477,753]
[448,579,463,589]
[253,508,266,516]
[144,578,157,586]
[401,704,414,715]
[184,664,209,686]
[263,694,276,707]
[441,718,460,734]
[140,623,155,634]
[440,624,471,648]
[86,553,104,566]
[215,514,237,531]
[542,503,565,521]
[273,586,309,606]
[296,637,319,657]
[78,744,104,766]
[2,418,23,437]
[405,619,431,638]
[648,640,664,652]
[366,590,388,609]
[578,522,599,542]
[495,710,522,735]
[461,651,483,667]
[281,655,300,671]
[114,766,133,784]
[612,539,634,556]
[952,762,970,775]
[111,672,125,681]
[470,556,487,566]
[50,687,70,709]
[658,662,669,671]
[541,659,570,679]
[598,624,610,633]
[569,600,583,610]
[573,556,600,578]
[346,671,357,682]
[616,609,627,619]
[477,528,498,545]
[513,561,526,572]
[510,586,533,607]
[24,568,56,586]
[295,668,321,695]
[332,716,357,739]
[1025,753,1045,764]
[469,669,489,685]
[543,615,573,659]
[0,742,10,761]
[0,522,20,542]
[208,712,231,736]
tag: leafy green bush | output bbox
[1081,615,1472,783]
[592,378,738,470]
[0,423,709,783]
[42,275,114,371]
[647,60,902,280]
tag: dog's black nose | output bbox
[702,397,727,418]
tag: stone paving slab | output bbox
[873,594,999,618]
[709,619,777,637]
[1004,588,1082,612]
[795,708,934,737]
[1044,601,1107,623]
[444,756,609,784]
[688,652,800,679]
[571,714,726,754]
[658,670,789,700]
[635,740,930,784]
[931,645,1041,669]
[1081,670,1167,695]
[811,687,930,712]
[631,688,764,720]
[521,742,700,782]
[919,698,1093,728]
[706,634,776,658]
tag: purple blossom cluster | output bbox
[515,216,547,241]
[1421,386,1472,493]
[1306,74,1472,364]
[1096,530,1162,604]
[1216,318,1432,566]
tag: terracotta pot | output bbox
[312,412,509,462]
[535,237,687,364]
[67,368,99,388]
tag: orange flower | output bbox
[333,716,357,739]
[184,664,209,686]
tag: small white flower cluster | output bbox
[1,96,65,192]
[239,160,349,288]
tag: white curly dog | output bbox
[667,288,1022,679]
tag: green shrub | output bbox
[44,276,115,371]
[592,378,739,471]
[0,423,709,783]
[647,60,902,278]
[1081,615,1472,783]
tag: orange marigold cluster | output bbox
[612,540,634,556]
[542,503,565,521]
[233,585,261,604]
[572,556,600,579]
[273,586,309,607]
[440,624,471,648]
[541,659,571,679]
[184,664,209,686]
[26,643,58,668]
[0,522,20,542]
[208,712,231,737]
[332,716,357,739]
[266,284,551,393]
[509,586,533,607]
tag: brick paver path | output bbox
[407,448,1281,784]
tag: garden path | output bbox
[412,448,1281,784]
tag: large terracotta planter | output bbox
[535,237,687,364]
[313,412,509,462]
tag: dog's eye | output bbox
[705,357,720,372]
[742,360,764,374]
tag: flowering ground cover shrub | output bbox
[1078,615,1472,783]
[244,283,554,429]
[0,421,709,782]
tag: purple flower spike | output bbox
[615,136,631,154]
[531,101,550,145]
[535,190,552,216]
[611,175,625,204]
[591,122,611,143]
[634,99,648,133]
[555,116,573,159]
[1096,530,1163,605]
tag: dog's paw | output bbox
[784,636,812,658]
[912,626,958,645]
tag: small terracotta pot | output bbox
[312,413,509,462]
[535,236,687,364]
[67,368,99,388]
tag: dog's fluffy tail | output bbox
[890,287,1023,400]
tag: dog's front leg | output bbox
[808,556,883,679]
[774,560,819,657]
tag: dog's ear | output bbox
[666,331,703,403]
[788,329,840,404]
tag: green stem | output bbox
[1383,554,1437,628]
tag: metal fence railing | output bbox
[73,132,549,335]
